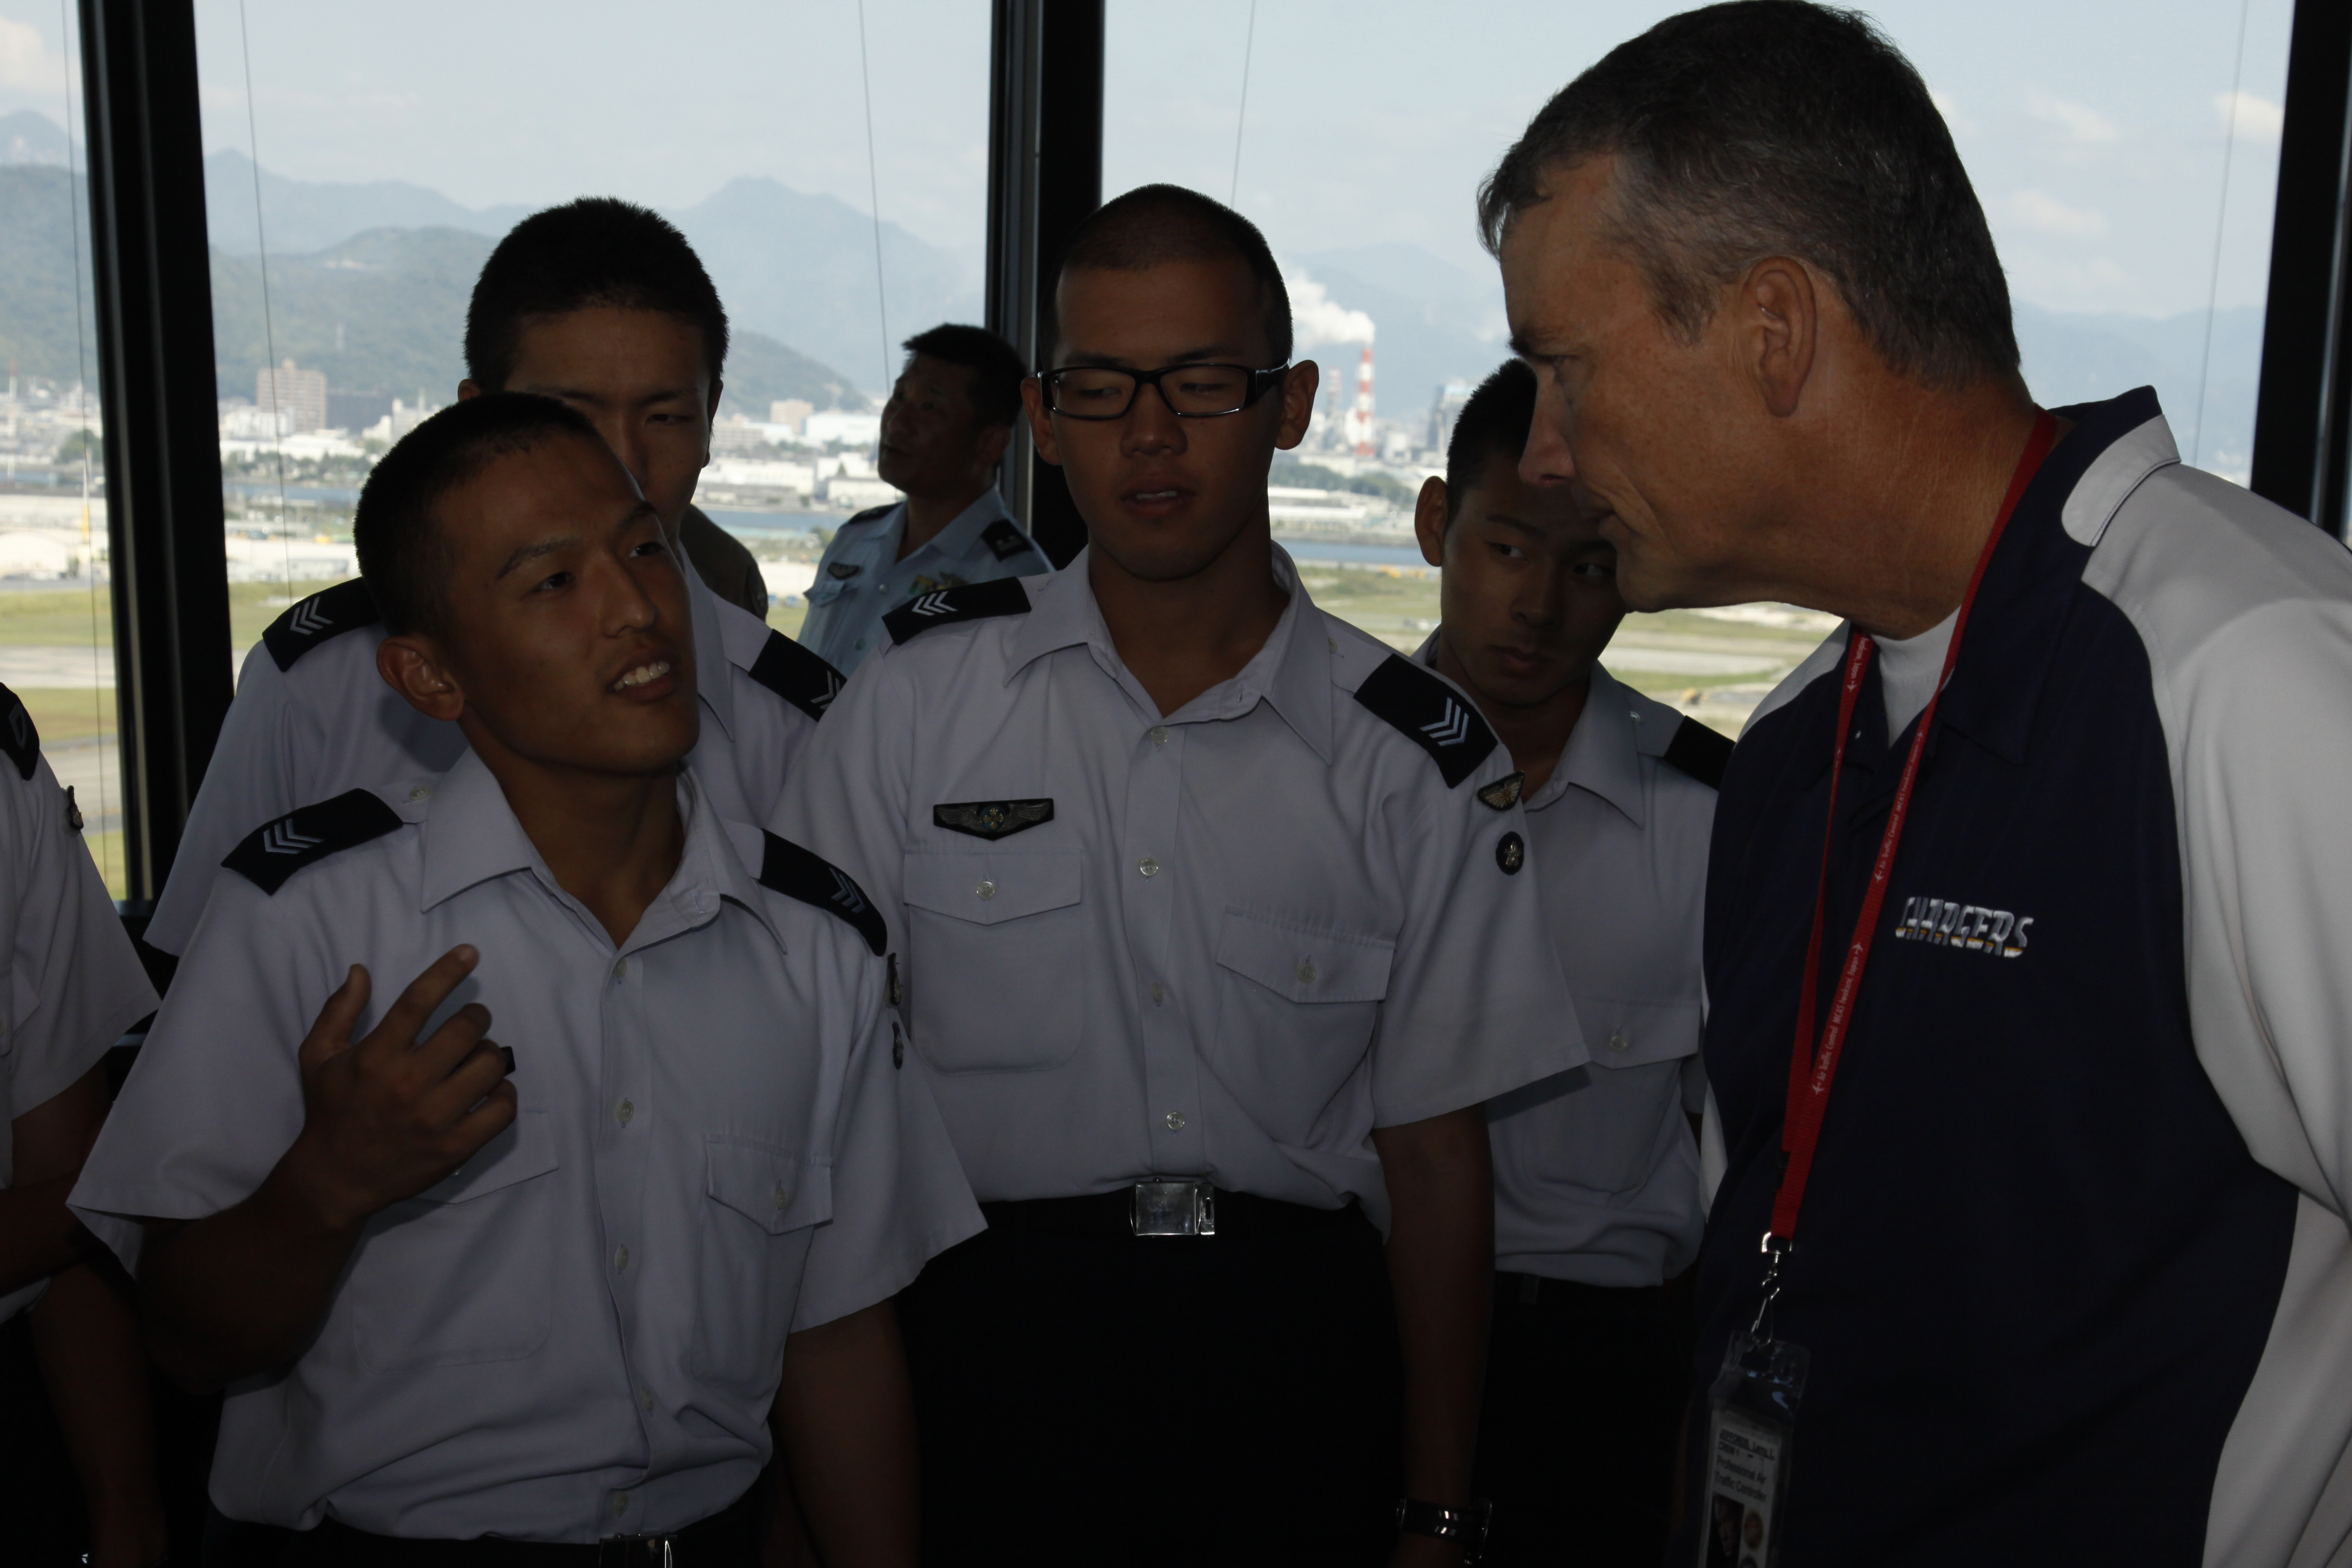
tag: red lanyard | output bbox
[1769,410,2058,1242]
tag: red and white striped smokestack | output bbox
[1350,343,1376,456]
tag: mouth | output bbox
[1121,482,1193,520]
[608,656,681,700]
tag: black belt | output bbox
[982,1182,1367,1239]
[1496,1270,1666,1307]
[277,1487,757,1567]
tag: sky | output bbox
[0,0,2296,323]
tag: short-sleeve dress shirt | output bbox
[769,545,1584,1218]
[1414,641,1715,1289]
[0,687,159,1323]
[799,491,1051,675]
[145,560,840,955]
[72,753,980,1539]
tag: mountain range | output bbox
[0,109,2270,473]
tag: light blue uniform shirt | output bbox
[800,491,1051,675]
[72,754,980,1539]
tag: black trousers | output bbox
[1472,1273,1693,1568]
[897,1209,1403,1568]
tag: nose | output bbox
[593,412,651,491]
[1519,380,1578,490]
[1121,379,1185,456]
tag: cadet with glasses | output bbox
[1411,360,1724,1566]
[771,183,1583,1566]
[71,395,979,1564]
[145,198,843,962]
[802,324,1050,675]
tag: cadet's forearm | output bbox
[138,1146,370,1392]
[0,1177,95,1295]
[1374,1107,1493,1513]
[774,1299,920,1568]
[34,1260,166,1567]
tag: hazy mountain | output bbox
[0,110,71,168]
[1293,245,1510,438]
[0,166,95,386]
[200,144,979,396]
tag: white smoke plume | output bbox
[1286,273,1375,349]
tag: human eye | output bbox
[532,570,575,593]
[631,538,671,560]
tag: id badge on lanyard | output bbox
[1702,411,2056,1566]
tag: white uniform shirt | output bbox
[1414,641,1716,1289]
[799,492,1051,675]
[146,562,841,955]
[770,545,1585,1218]
[72,752,980,1539]
[0,687,159,1323]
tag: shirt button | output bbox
[773,1180,790,1211]
[976,879,997,900]
[613,1245,630,1272]
[1296,959,1317,984]
[1150,982,1165,1005]
[406,784,431,801]
[1137,856,1160,878]
[615,1099,635,1127]
[611,959,627,981]
[1165,1111,1187,1131]
[612,1494,630,1517]
[854,637,867,651]
[1149,726,1168,745]
[1608,1030,1628,1052]
[639,1387,656,1413]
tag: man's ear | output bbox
[377,634,466,723]
[1274,360,1321,452]
[1414,476,1450,569]
[1021,378,1061,467]
[456,379,483,403]
[705,373,725,430]
[1738,257,1818,420]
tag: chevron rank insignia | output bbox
[0,683,38,781]
[980,518,1037,562]
[1351,655,1498,788]
[883,577,1032,645]
[262,578,380,672]
[933,798,1053,841]
[757,832,887,955]
[1663,716,1735,791]
[1476,772,1525,812]
[223,788,404,894]
[747,630,846,721]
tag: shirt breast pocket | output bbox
[1211,909,1395,1115]
[902,850,1085,1072]
[1492,995,1698,1195]
[804,579,849,607]
[349,1109,560,1372]
[690,1134,832,1402]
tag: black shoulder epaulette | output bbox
[222,788,404,893]
[843,504,897,528]
[747,630,846,721]
[0,683,38,781]
[1351,655,1499,788]
[883,577,1032,645]
[980,518,1040,562]
[262,578,380,672]
[757,832,886,955]
[1662,716,1734,790]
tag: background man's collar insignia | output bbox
[1476,772,1526,811]
[980,517,1036,561]
[934,798,1054,840]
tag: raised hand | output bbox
[277,946,517,1234]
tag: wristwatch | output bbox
[1394,1497,1493,1561]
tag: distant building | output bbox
[770,399,815,435]
[221,405,295,439]
[1427,382,1474,455]
[803,410,882,448]
[361,398,439,445]
[256,359,328,434]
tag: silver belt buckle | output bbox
[1131,1178,1216,1237]
[597,1537,676,1568]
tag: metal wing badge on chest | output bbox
[933,799,1055,840]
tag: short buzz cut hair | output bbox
[354,393,607,638]
[902,323,1026,429]
[465,197,730,392]
[1476,0,2017,392]
[1444,360,1539,526]
[1055,184,1293,365]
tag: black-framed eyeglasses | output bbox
[1041,362,1289,420]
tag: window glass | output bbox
[193,0,988,649]
[1106,0,2295,735]
[0,2,126,894]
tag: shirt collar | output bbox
[1008,541,1333,760]
[417,749,783,952]
[1413,631,1646,825]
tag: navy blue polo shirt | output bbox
[1694,389,2352,1566]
